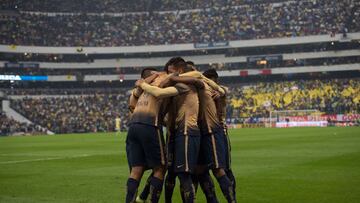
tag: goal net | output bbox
[268,109,327,128]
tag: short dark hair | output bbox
[186,61,195,66]
[203,68,218,79]
[164,57,186,72]
[141,67,157,79]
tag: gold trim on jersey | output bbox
[211,133,219,168]
[185,135,189,172]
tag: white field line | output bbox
[0,154,92,164]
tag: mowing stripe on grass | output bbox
[0,154,92,164]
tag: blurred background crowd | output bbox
[0,0,358,46]
[1,78,359,135]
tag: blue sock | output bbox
[149,176,163,203]
[178,173,195,203]
[165,171,176,203]
[226,169,236,197]
[216,175,237,203]
[199,171,219,203]
[126,178,139,203]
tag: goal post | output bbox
[268,109,326,128]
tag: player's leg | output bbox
[197,135,219,203]
[209,129,237,203]
[136,172,153,202]
[165,168,177,203]
[178,172,196,203]
[174,131,200,203]
[142,127,167,203]
[224,127,236,196]
[127,166,145,203]
[126,124,147,203]
[165,135,176,203]
[196,166,219,203]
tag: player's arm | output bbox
[169,76,204,89]
[128,88,141,113]
[180,71,225,95]
[128,93,138,113]
[130,73,160,101]
[139,83,180,99]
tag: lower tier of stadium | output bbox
[0,77,359,135]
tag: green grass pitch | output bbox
[0,127,360,203]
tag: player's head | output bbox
[141,67,157,79]
[164,57,187,74]
[203,68,219,83]
[185,61,197,72]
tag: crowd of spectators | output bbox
[0,0,289,13]
[0,111,44,135]
[228,78,360,122]
[1,0,358,46]
[11,93,130,134]
[3,78,359,134]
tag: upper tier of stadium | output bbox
[1,0,359,46]
[1,0,295,13]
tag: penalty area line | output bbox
[0,154,92,164]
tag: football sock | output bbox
[198,171,219,203]
[165,170,176,203]
[178,173,195,203]
[126,178,139,203]
[148,176,163,203]
[216,175,237,203]
[226,169,236,197]
[138,172,153,200]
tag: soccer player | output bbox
[181,70,237,203]
[125,68,169,203]
[203,68,236,198]
[127,67,160,203]
[136,58,204,203]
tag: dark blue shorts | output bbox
[173,129,201,174]
[199,127,227,169]
[126,123,166,168]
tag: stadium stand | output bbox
[3,78,358,134]
[0,111,44,136]
[228,78,360,122]
[0,0,300,13]
[10,93,130,133]
[0,0,358,46]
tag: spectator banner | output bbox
[5,62,39,69]
[277,114,360,122]
[276,121,328,128]
[194,41,229,49]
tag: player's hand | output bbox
[135,79,145,87]
[212,91,221,99]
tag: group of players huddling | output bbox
[126,57,237,203]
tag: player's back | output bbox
[172,83,200,134]
[198,82,220,133]
[130,73,168,127]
